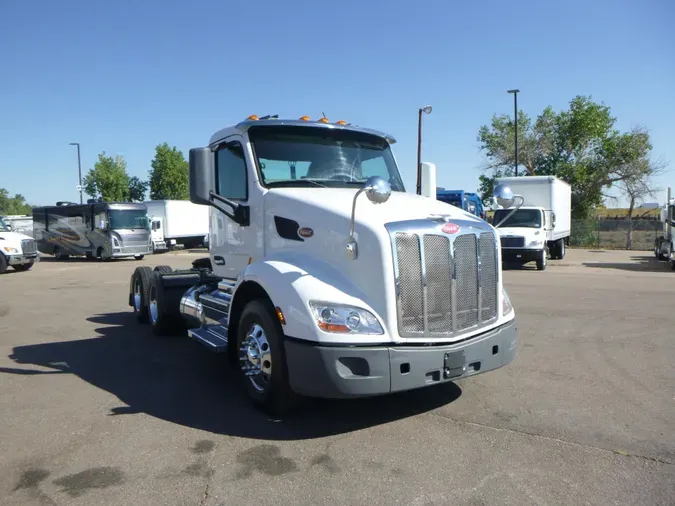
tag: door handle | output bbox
[213,256,225,266]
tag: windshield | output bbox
[0,217,9,232]
[249,126,406,191]
[493,208,542,228]
[108,209,149,230]
[438,196,462,208]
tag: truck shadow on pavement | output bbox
[582,255,668,272]
[2,312,462,440]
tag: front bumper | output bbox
[284,318,518,399]
[112,246,152,258]
[7,253,39,266]
[501,248,543,262]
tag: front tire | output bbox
[13,262,33,272]
[236,299,296,416]
[535,249,547,271]
[0,254,8,274]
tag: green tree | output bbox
[128,176,149,202]
[476,96,664,218]
[0,188,33,215]
[148,143,189,200]
[83,152,131,202]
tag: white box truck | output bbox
[144,199,209,252]
[493,175,571,270]
[125,114,519,416]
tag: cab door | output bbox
[209,135,258,279]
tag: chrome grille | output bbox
[392,226,499,338]
[21,239,37,255]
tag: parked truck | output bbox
[436,189,485,219]
[145,199,210,252]
[0,216,39,273]
[33,200,152,260]
[653,187,675,270]
[493,175,572,271]
[126,114,518,415]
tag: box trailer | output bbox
[144,199,209,252]
[493,175,572,270]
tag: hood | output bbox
[0,230,34,243]
[266,187,485,226]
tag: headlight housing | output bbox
[3,246,19,254]
[502,288,514,317]
[309,301,384,335]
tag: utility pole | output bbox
[507,89,519,176]
[416,105,432,195]
[69,142,83,203]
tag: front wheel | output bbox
[535,249,547,271]
[236,299,296,416]
[13,262,33,272]
[134,255,144,260]
[0,254,8,274]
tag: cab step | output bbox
[187,325,229,353]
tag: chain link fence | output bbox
[570,219,663,250]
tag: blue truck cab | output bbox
[436,189,485,219]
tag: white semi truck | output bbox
[144,199,210,252]
[126,115,519,415]
[493,175,572,271]
[653,187,675,270]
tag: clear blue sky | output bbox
[1,0,673,208]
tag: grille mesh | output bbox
[395,233,424,333]
[479,232,498,321]
[21,239,37,255]
[423,235,453,333]
[393,229,498,337]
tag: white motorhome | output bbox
[493,176,572,271]
[0,216,39,273]
[126,115,518,415]
[144,199,210,252]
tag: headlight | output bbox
[502,288,514,317]
[309,301,384,335]
[3,246,19,254]
[113,237,120,247]
[528,239,543,247]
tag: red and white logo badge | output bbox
[441,222,460,234]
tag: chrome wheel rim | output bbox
[149,286,159,324]
[239,323,272,392]
[133,279,142,312]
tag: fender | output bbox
[234,252,391,345]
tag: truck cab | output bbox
[127,115,519,415]
[0,216,39,273]
[436,189,485,219]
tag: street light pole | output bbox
[69,142,83,203]
[416,105,433,195]
[507,89,519,177]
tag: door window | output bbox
[216,142,248,200]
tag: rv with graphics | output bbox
[125,114,520,416]
[33,200,152,260]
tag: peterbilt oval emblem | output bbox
[441,223,460,234]
[298,227,314,238]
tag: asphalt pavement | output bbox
[0,249,673,505]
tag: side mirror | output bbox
[189,147,215,206]
[420,162,437,200]
[551,212,556,228]
[364,176,392,204]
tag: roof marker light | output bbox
[247,115,259,121]
[318,117,330,123]
[336,120,347,125]
[299,115,310,121]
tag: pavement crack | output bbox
[198,441,219,506]
[428,411,674,465]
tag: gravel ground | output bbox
[0,249,673,505]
